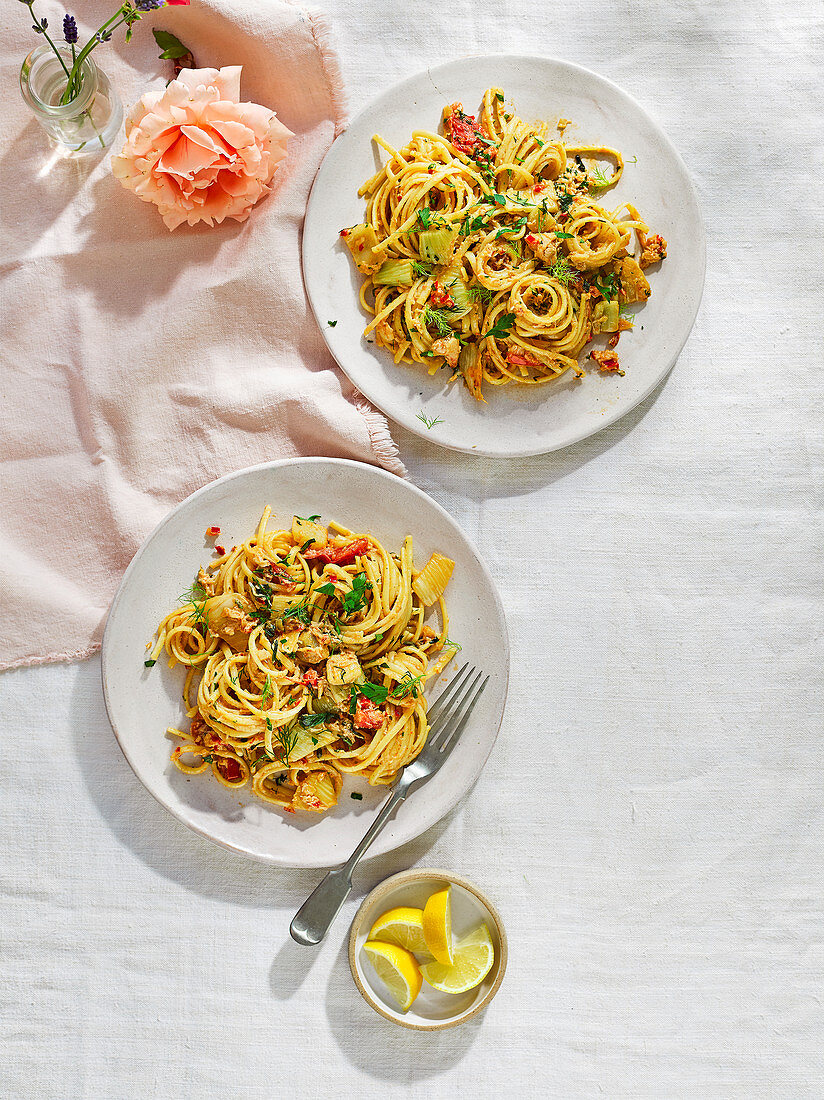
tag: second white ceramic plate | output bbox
[101,459,509,868]
[303,54,705,456]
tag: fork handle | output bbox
[290,784,408,945]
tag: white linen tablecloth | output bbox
[2,1,822,1096]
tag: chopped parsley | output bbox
[594,272,619,301]
[480,313,516,341]
[350,792,363,800]
[342,572,372,615]
[557,190,575,213]
[327,320,338,327]
[281,599,313,626]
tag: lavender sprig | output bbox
[20,1,172,105]
[62,14,77,44]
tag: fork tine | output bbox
[428,669,483,747]
[437,675,489,757]
[426,663,473,725]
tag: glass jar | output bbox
[20,44,123,155]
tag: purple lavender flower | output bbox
[135,0,165,10]
[62,13,77,44]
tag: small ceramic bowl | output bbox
[349,868,507,1030]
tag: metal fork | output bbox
[290,664,489,945]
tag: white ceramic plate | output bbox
[101,459,509,868]
[303,54,706,457]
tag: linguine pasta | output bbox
[341,87,667,400]
[146,509,456,815]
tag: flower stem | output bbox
[61,7,130,105]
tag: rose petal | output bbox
[112,66,293,230]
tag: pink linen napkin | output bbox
[0,0,404,672]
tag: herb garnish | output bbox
[557,190,575,213]
[298,711,336,728]
[594,272,619,301]
[342,572,372,615]
[468,285,494,304]
[282,599,313,626]
[270,720,298,765]
[179,581,209,626]
[480,313,516,341]
[588,164,613,190]
[424,307,457,337]
[416,411,445,430]
[550,256,574,286]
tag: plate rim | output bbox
[303,51,707,458]
[101,456,510,868]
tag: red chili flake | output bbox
[533,183,546,193]
[215,544,226,555]
[340,229,350,237]
[205,526,221,537]
[525,234,538,246]
[303,668,320,689]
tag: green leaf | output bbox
[153,29,191,60]
[316,582,336,597]
[480,313,516,341]
[342,573,372,615]
[357,681,389,705]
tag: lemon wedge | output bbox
[363,940,422,1011]
[368,906,428,955]
[422,886,453,965]
[420,923,494,994]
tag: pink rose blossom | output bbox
[112,66,292,231]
